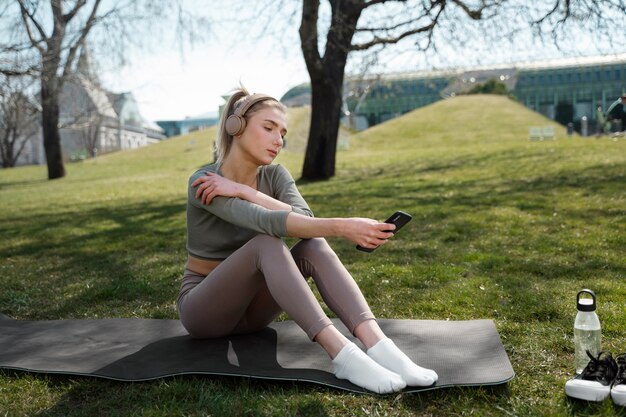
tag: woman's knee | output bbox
[291,238,341,278]
[292,237,331,254]
[244,234,289,261]
[292,238,336,262]
[248,234,287,251]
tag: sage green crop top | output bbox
[186,163,314,260]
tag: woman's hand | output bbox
[341,218,396,250]
[192,172,245,205]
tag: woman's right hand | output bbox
[192,172,245,205]
[341,218,396,250]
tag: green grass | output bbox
[1,95,625,416]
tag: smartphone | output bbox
[356,211,413,253]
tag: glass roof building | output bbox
[514,55,625,128]
[280,54,626,133]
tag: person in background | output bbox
[621,94,626,133]
[177,87,438,394]
[596,104,606,137]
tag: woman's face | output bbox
[237,106,287,165]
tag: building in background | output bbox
[281,54,626,134]
[17,49,166,166]
[514,55,625,133]
[156,112,218,138]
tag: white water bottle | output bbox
[574,289,601,374]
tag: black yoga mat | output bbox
[0,314,514,393]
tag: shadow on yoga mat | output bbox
[0,314,514,393]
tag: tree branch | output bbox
[49,0,66,52]
[322,0,363,69]
[451,0,484,20]
[534,0,571,26]
[299,0,323,76]
[364,0,396,8]
[351,2,446,51]
[535,0,562,25]
[63,0,87,23]
[61,0,102,79]
[356,15,429,32]
[17,0,47,53]
[351,22,432,50]
[0,67,38,77]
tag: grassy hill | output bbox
[1,95,625,416]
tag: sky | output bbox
[97,2,626,124]
[99,4,310,123]
[101,38,309,122]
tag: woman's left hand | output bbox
[192,172,244,205]
[340,217,396,249]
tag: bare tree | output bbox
[294,0,626,180]
[1,1,210,179]
[0,79,40,168]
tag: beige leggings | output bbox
[177,235,375,340]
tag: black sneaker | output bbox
[612,353,626,406]
[565,351,618,402]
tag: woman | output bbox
[177,88,438,394]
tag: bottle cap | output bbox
[577,289,596,312]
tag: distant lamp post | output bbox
[581,116,588,137]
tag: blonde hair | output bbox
[214,87,286,165]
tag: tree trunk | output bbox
[299,0,361,181]
[41,63,65,179]
[1,128,15,168]
[302,75,343,180]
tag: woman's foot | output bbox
[367,338,438,387]
[332,342,406,394]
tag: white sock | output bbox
[367,338,438,387]
[332,342,406,394]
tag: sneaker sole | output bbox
[565,379,611,402]
[612,385,626,406]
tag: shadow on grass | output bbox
[0,177,49,189]
[311,154,624,330]
[0,199,186,319]
[17,369,515,417]
[21,372,336,417]
[350,160,624,212]
[563,396,626,416]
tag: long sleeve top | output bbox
[186,163,314,260]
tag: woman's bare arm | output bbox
[286,212,395,250]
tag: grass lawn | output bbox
[1,95,625,416]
